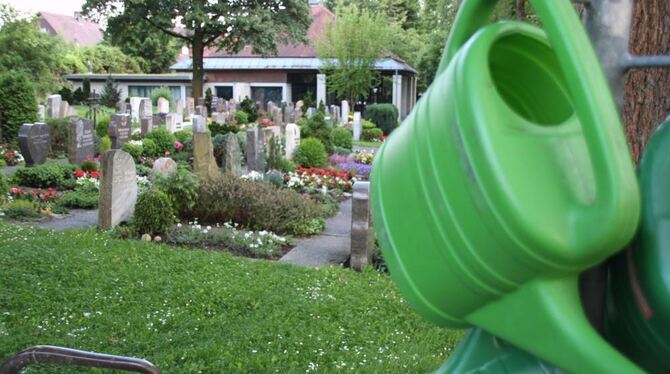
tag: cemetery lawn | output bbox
[353,140,383,149]
[0,222,462,373]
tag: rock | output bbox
[141,233,152,242]
[153,157,177,175]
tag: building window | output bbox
[128,85,183,102]
[251,86,283,105]
[215,86,233,100]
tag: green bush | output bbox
[0,71,37,144]
[362,128,384,142]
[209,122,239,137]
[237,131,247,160]
[205,88,213,116]
[59,190,98,209]
[265,135,283,171]
[293,138,327,168]
[132,189,175,235]
[150,86,173,106]
[122,143,143,160]
[13,163,76,189]
[240,97,258,122]
[362,120,377,130]
[73,87,86,104]
[145,128,176,154]
[187,174,326,235]
[58,86,73,104]
[96,116,110,138]
[331,127,353,150]
[212,134,227,167]
[365,104,398,135]
[234,111,249,125]
[141,138,159,157]
[173,129,192,143]
[3,200,40,220]
[81,159,98,172]
[46,118,69,155]
[152,167,199,215]
[0,173,8,202]
[301,112,332,151]
[99,136,111,155]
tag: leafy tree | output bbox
[79,44,142,74]
[317,4,394,104]
[205,87,213,115]
[100,76,121,108]
[0,71,37,144]
[104,12,181,73]
[83,0,311,98]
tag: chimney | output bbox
[74,11,81,21]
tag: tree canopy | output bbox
[83,0,312,98]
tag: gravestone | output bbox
[186,98,195,116]
[350,182,373,271]
[285,123,300,160]
[175,99,184,115]
[152,113,166,129]
[246,127,266,172]
[157,97,169,114]
[18,123,50,166]
[139,98,153,118]
[98,150,138,230]
[166,113,183,133]
[59,101,70,118]
[267,101,276,116]
[216,98,225,113]
[263,126,281,145]
[140,117,155,136]
[38,105,45,122]
[109,114,131,149]
[153,157,177,176]
[332,105,340,124]
[130,97,142,122]
[306,107,316,118]
[256,101,264,114]
[67,118,95,164]
[47,95,61,118]
[295,101,304,118]
[341,100,350,124]
[221,133,242,176]
[272,107,284,127]
[212,112,226,124]
[353,112,362,141]
[196,105,207,118]
[196,97,205,107]
[193,132,219,181]
[285,103,295,123]
[228,99,237,113]
[192,115,207,133]
[115,101,126,113]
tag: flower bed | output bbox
[285,166,356,194]
[0,144,23,166]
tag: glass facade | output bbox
[251,86,283,105]
[214,86,234,100]
[128,85,183,102]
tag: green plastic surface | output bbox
[370,0,641,372]
[606,119,670,373]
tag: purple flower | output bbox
[337,162,372,179]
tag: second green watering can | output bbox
[370,0,641,372]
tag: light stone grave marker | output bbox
[99,150,137,230]
[285,123,300,160]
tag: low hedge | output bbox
[59,190,99,209]
[13,163,77,189]
[365,103,398,135]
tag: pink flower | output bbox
[174,141,183,151]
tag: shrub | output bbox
[96,116,110,138]
[81,159,98,172]
[59,190,98,209]
[362,128,384,142]
[301,112,332,151]
[145,128,176,154]
[237,131,247,161]
[13,163,76,189]
[240,97,258,122]
[0,173,8,202]
[73,87,86,104]
[0,71,37,144]
[365,103,398,135]
[266,135,283,171]
[212,134,227,167]
[152,167,199,215]
[122,142,143,160]
[99,136,111,155]
[100,76,121,108]
[150,86,173,106]
[187,174,326,235]
[3,200,40,220]
[173,129,192,143]
[132,189,175,235]
[362,120,377,130]
[293,138,327,168]
[331,127,353,150]
[46,118,69,155]
[209,122,239,136]
[205,88,213,116]
[58,86,73,104]
[141,138,159,157]
[234,111,249,125]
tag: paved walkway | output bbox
[31,209,98,230]
[280,198,351,267]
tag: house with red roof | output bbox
[38,11,103,47]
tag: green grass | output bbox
[0,223,462,373]
[72,105,116,119]
[353,140,383,149]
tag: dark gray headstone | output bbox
[152,113,167,128]
[98,150,137,230]
[246,127,266,172]
[109,114,131,149]
[140,117,155,137]
[221,133,242,176]
[350,182,372,271]
[18,123,51,166]
[67,118,95,165]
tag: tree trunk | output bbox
[624,0,670,162]
[191,33,205,100]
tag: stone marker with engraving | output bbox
[109,114,131,149]
[153,157,177,175]
[350,181,373,271]
[47,95,61,118]
[285,123,300,160]
[99,149,138,230]
[67,118,95,164]
[140,117,154,136]
[152,113,166,129]
[193,132,219,181]
[221,133,242,176]
[246,127,266,172]
[139,98,152,118]
[157,97,169,114]
[166,113,183,133]
[18,123,51,166]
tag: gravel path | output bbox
[30,209,98,230]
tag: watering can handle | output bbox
[438,0,626,219]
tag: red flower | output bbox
[88,171,100,179]
[74,170,85,178]
[164,151,172,156]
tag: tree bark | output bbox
[191,32,205,100]
[624,0,670,162]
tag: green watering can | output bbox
[370,0,641,372]
[606,118,670,373]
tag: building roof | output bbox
[204,3,334,58]
[63,74,193,82]
[171,57,416,74]
[39,11,103,46]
